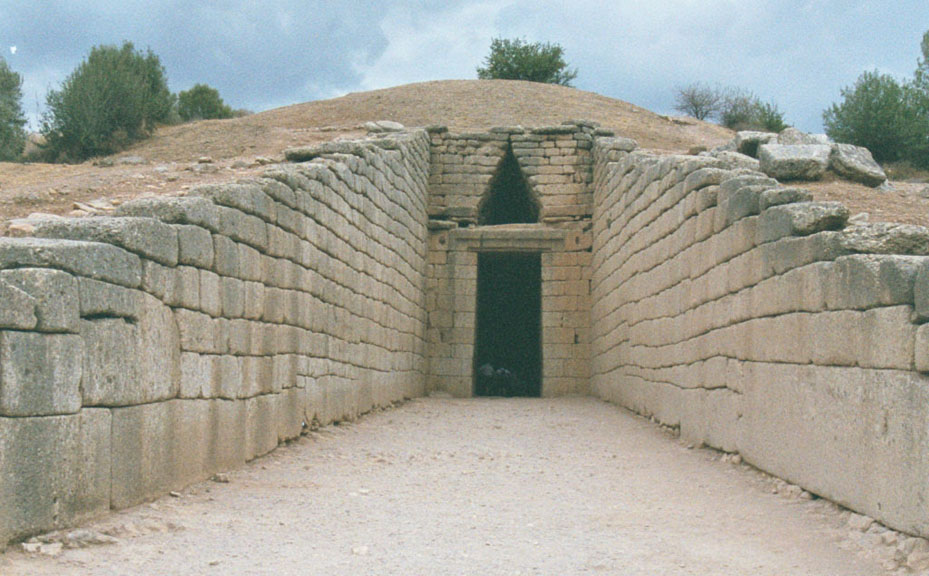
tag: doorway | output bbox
[474,252,542,397]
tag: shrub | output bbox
[477,37,577,86]
[718,88,787,132]
[823,71,919,164]
[177,83,234,122]
[41,41,175,161]
[0,56,26,161]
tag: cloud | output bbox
[353,1,508,91]
[9,46,16,55]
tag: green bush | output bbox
[0,56,26,161]
[477,38,577,86]
[177,83,233,121]
[41,41,175,162]
[823,71,919,165]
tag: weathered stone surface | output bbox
[80,294,179,406]
[0,238,141,288]
[758,188,813,211]
[0,268,79,332]
[115,196,220,230]
[827,255,922,311]
[734,131,777,157]
[830,143,887,186]
[912,259,929,322]
[840,223,929,255]
[364,120,405,133]
[758,144,831,181]
[78,278,142,319]
[777,127,833,146]
[25,217,179,267]
[757,202,849,243]
[0,409,110,546]
[712,151,761,172]
[0,278,36,330]
[191,182,275,223]
[175,224,214,268]
[0,332,83,416]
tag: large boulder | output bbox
[734,131,777,157]
[758,144,832,181]
[830,143,887,187]
[777,127,834,146]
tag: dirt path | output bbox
[0,397,900,575]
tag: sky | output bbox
[1,1,926,133]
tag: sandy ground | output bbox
[0,397,901,575]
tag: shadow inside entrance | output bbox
[474,252,542,397]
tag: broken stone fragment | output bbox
[734,131,777,158]
[758,143,832,181]
[829,143,887,187]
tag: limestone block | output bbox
[0,278,36,330]
[740,363,929,538]
[0,409,110,546]
[81,294,179,406]
[827,255,921,311]
[808,310,862,366]
[199,269,222,317]
[0,238,141,288]
[212,355,243,399]
[238,243,263,282]
[916,324,929,372]
[212,234,240,277]
[734,131,777,157]
[110,401,200,508]
[777,127,833,146]
[277,387,305,442]
[830,143,887,186]
[191,182,275,222]
[712,151,760,172]
[858,306,915,370]
[757,202,849,244]
[758,144,831,181]
[0,268,78,333]
[167,265,200,310]
[175,224,214,268]
[0,332,82,416]
[216,206,268,251]
[175,308,222,354]
[840,222,929,255]
[179,352,212,398]
[758,187,813,211]
[78,277,142,319]
[26,217,179,267]
[116,196,220,231]
[246,394,279,460]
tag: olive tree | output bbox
[477,38,577,86]
[42,42,174,161]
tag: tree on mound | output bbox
[477,37,577,86]
[177,83,234,122]
[41,42,175,162]
[0,56,26,161]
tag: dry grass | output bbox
[0,79,925,231]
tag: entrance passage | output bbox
[474,252,542,397]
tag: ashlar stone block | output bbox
[0,332,83,416]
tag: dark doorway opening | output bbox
[474,252,542,397]
[478,145,539,225]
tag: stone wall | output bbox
[0,130,431,546]
[424,122,598,397]
[590,139,929,539]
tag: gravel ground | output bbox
[0,397,896,575]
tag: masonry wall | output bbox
[424,123,599,397]
[590,139,929,539]
[0,131,431,546]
